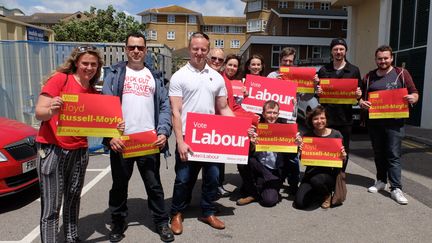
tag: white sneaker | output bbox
[368,180,386,193]
[391,188,408,205]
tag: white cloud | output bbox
[183,0,245,16]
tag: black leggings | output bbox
[294,173,335,209]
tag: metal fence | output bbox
[0,40,172,126]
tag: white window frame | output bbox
[213,25,226,33]
[247,19,266,32]
[188,15,196,24]
[294,2,305,9]
[278,1,288,8]
[231,40,240,48]
[167,31,175,40]
[148,30,157,40]
[150,14,157,23]
[308,19,331,30]
[305,2,314,9]
[312,46,322,59]
[215,39,224,48]
[203,26,211,32]
[247,0,262,12]
[320,2,331,10]
[229,26,243,33]
[167,15,175,24]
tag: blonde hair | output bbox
[42,45,104,87]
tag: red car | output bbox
[0,117,38,196]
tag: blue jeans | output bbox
[368,125,405,190]
[170,148,219,217]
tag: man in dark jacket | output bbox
[359,45,418,205]
[317,38,362,171]
[102,32,174,242]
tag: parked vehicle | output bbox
[0,117,38,196]
[297,91,362,127]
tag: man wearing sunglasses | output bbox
[102,32,174,242]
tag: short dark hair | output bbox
[306,105,327,129]
[280,47,296,61]
[263,100,280,112]
[125,32,146,46]
[375,45,393,57]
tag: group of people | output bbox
[34,31,419,243]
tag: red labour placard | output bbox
[231,80,244,98]
[57,93,122,137]
[301,137,343,168]
[279,66,316,93]
[368,88,409,119]
[241,74,297,120]
[319,78,358,104]
[121,130,160,158]
[184,112,251,164]
[256,123,298,153]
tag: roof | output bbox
[7,12,81,25]
[137,5,200,16]
[202,16,246,26]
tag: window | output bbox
[294,2,305,9]
[167,15,175,23]
[305,2,314,9]
[213,26,226,33]
[309,19,331,29]
[247,0,262,12]
[142,14,157,23]
[262,20,267,31]
[203,26,211,32]
[148,30,157,40]
[188,15,196,24]
[271,45,299,68]
[231,40,240,48]
[312,46,322,59]
[247,19,266,32]
[229,26,243,33]
[151,14,157,23]
[167,31,175,40]
[342,20,347,31]
[263,0,268,9]
[320,2,331,10]
[215,40,224,48]
[278,1,288,8]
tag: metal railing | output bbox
[0,40,172,126]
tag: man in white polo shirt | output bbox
[169,32,234,234]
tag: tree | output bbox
[53,5,145,42]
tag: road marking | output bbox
[6,165,111,243]
[86,168,106,172]
[403,140,432,155]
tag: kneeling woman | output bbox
[295,105,347,209]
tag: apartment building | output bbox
[240,0,347,75]
[137,5,246,57]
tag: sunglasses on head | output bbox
[210,56,224,63]
[126,45,146,52]
[77,45,97,53]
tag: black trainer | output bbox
[156,224,175,242]
[109,220,128,242]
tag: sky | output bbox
[0,0,246,17]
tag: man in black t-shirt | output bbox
[316,38,362,172]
